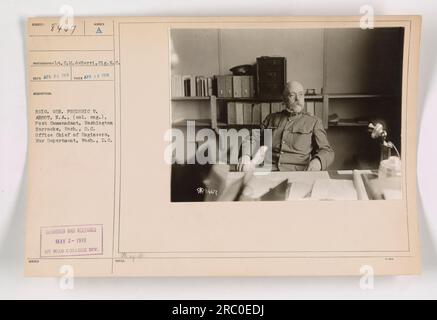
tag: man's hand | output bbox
[237,155,254,172]
[307,158,322,171]
[237,146,269,172]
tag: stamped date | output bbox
[40,224,103,257]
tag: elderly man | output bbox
[238,81,334,171]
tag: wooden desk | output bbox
[226,171,330,199]
[225,170,398,200]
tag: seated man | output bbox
[238,81,334,171]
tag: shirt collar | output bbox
[283,109,302,118]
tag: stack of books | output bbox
[226,101,326,126]
[216,75,255,98]
[227,102,285,125]
[305,101,324,119]
[171,75,214,98]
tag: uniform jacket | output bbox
[242,110,334,171]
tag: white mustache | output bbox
[287,102,303,107]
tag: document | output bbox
[25,16,421,276]
[310,179,358,200]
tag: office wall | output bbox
[170,28,324,122]
[171,28,324,87]
[219,29,324,90]
[171,29,220,76]
[325,28,403,94]
[325,28,403,169]
[171,29,220,122]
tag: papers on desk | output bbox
[229,171,330,200]
[232,170,375,201]
[382,188,402,200]
[310,179,358,200]
[287,170,369,200]
[287,179,358,200]
[288,181,314,199]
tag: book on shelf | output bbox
[271,102,282,114]
[314,101,323,120]
[243,103,252,125]
[306,101,315,116]
[216,75,255,98]
[232,76,242,97]
[183,76,191,97]
[207,78,213,96]
[235,102,244,124]
[227,102,237,125]
[226,103,264,126]
[241,75,255,98]
[215,75,233,97]
[250,76,255,97]
[190,75,196,97]
[196,77,202,97]
[215,75,224,97]
[261,102,270,123]
[196,76,211,97]
[252,103,261,124]
[225,75,233,97]
[171,74,214,98]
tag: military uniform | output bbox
[242,110,334,171]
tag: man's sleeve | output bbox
[312,118,335,170]
[241,114,271,158]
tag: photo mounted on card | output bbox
[25,16,421,276]
[169,27,404,202]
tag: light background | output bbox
[0,0,436,299]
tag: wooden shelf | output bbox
[216,95,323,102]
[218,94,392,100]
[171,94,386,130]
[172,119,263,129]
[218,124,260,129]
[327,93,387,99]
[305,95,323,100]
[172,118,226,128]
[171,96,211,101]
[217,97,281,102]
[329,120,369,127]
[172,95,326,103]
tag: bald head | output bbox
[288,81,304,93]
[283,81,305,113]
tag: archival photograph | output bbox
[169,27,404,202]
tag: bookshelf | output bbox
[171,95,218,129]
[172,96,211,101]
[171,93,395,130]
[216,95,323,102]
[324,93,392,128]
[330,120,369,127]
[327,94,386,99]
[173,118,210,127]
[219,94,327,129]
